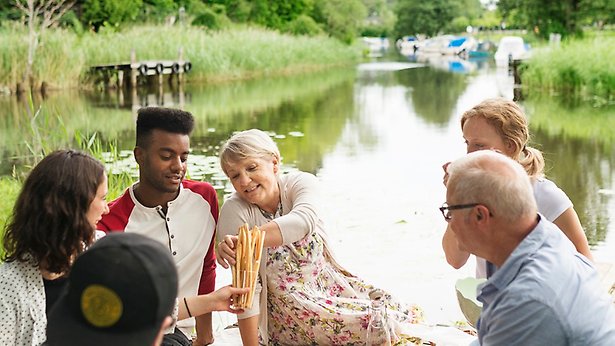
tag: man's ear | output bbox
[475,205,490,223]
[134,147,144,166]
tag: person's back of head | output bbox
[46,232,178,346]
[447,150,537,224]
[136,107,194,148]
[2,149,105,274]
[460,98,545,179]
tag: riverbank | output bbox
[521,34,615,102]
[0,24,361,93]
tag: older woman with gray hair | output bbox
[216,129,422,346]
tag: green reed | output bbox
[521,36,615,101]
[0,24,360,91]
[0,106,138,245]
[0,25,85,91]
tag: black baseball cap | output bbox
[46,232,178,345]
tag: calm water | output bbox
[1,55,614,324]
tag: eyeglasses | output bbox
[439,202,480,222]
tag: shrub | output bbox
[286,15,323,36]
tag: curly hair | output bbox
[136,107,194,148]
[460,98,545,179]
[2,149,106,274]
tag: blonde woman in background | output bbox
[442,97,592,278]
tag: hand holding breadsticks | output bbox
[216,234,238,269]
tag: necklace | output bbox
[259,200,283,221]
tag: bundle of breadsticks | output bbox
[232,223,265,309]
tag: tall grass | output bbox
[0,24,361,91]
[83,25,360,81]
[0,127,137,255]
[521,36,615,102]
[0,177,20,239]
[0,25,85,91]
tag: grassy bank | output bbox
[0,24,361,92]
[0,177,20,236]
[521,35,615,102]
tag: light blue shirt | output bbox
[476,216,615,346]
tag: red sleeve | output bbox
[196,182,219,295]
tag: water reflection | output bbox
[396,67,469,125]
[0,67,358,175]
[525,96,615,246]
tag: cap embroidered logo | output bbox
[81,284,123,328]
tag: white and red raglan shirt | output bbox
[97,180,217,335]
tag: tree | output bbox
[579,0,615,28]
[497,0,596,38]
[312,0,367,43]
[394,0,459,38]
[81,0,143,31]
[13,0,75,91]
[361,0,396,36]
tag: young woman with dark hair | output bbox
[0,149,109,345]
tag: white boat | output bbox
[419,35,456,55]
[494,36,530,67]
[442,36,478,56]
[362,37,390,57]
[396,36,420,56]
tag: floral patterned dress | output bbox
[265,230,422,345]
[217,172,422,345]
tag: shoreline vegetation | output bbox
[521,33,615,103]
[0,24,362,93]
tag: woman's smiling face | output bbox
[224,155,279,210]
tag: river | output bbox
[0,53,613,327]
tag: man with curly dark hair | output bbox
[97,107,218,346]
[1,149,109,345]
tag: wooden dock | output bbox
[90,49,191,89]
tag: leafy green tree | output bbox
[361,0,395,37]
[141,0,177,22]
[206,0,313,30]
[473,9,502,30]
[496,0,609,37]
[250,0,313,29]
[580,0,615,28]
[312,0,367,43]
[394,0,459,38]
[192,5,231,30]
[81,0,143,31]
[0,1,21,21]
[286,14,323,36]
[459,0,483,22]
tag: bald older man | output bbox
[442,150,615,345]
